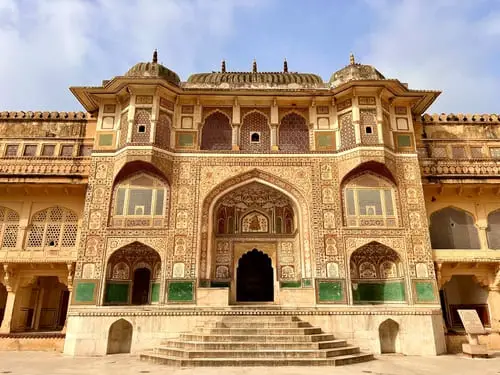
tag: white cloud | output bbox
[358,0,500,113]
[0,0,268,110]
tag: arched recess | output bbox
[107,319,133,354]
[379,319,400,353]
[26,206,78,250]
[240,111,271,152]
[236,249,274,302]
[199,169,312,281]
[0,206,20,248]
[440,275,490,329]
[278,112,309,152]
[486,209,500,249]
[350,242,406,304]
[429,207,480,249]
[104,242,161,305]
[110,161,170,228]
[341,164,398,227]
[201,111,232,150]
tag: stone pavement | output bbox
[0,352,499,375]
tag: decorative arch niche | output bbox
[199,169,313,281]
[429,207,480,249]
[104,242,161,305]
[350,242,406,304]
[214,182,295,235]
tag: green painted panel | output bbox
[178,133,194,147]
[353,281,405,303]
[280,280,302,288]
[150,283,160,302]
[397,134,411,147]
[415,281,436,302]
[318,281,344,302]
[210,281,230,288]
[168,281,194,302]
[98,134,113,146]
[105,282,129,303]
[74,282,96,303]
[318,133,333,147]
[301,278,312,287]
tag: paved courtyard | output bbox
[0,352,499,375]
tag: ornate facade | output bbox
[0,51,498,357]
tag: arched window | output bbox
[343,173,397,227]
[240,111,270,152]
[201,112,232,150]
[429,207,480,249]
[26,206,78,249]
[0,207,19,248]
[487,210,500,249]
[112,173,168,227]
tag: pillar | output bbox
[488,287,500,330]
[126,95,136,143]
[271,124,279,151]
[0,265,16,333]
[352,95,361,144]
[62,263,74,333]
[231,124,240,151]
[476,224,489,250]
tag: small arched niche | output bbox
[379,319,400,354]
[107,319,133,354]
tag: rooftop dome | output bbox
[186,59,324,87]
[124,50,181,86]
[329,54,385,87]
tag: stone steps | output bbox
[141,315,374,367]
[179,333,335,342]
[192,327,322,335]
[154,346,361,359]
[140,352,374,367]
[162,339,349,350]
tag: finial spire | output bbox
[283,58,288,73]
[349,52,355,65]
[252,59,257,73]
[221,59,226,73]
[152,49,158,64]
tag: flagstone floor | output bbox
[0,351,499,375]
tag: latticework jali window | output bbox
[201,112,232,150]
[0,207,19,248]
[343,173,397,227]
[154,111,171,149]
[240,111,270,152]
[278,113,309,152]
[111,173,169,228]
[131,109,151,143]
[26,206,78,249]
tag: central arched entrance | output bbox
[236,249,274,302]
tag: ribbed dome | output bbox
[329,54,385,87]
[125,62,180,86]
[187,72,324,86]
[124,51,180,86]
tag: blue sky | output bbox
[1,0,500,113]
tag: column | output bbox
[271,124,279,151]
[375,93,384,144]
[231,124,240,151]
[0,265,16,333]
[352,95,361,144]
[488,286,500,330]
[476,223,489,250]
[126,95,136,143]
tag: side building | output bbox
[0,53,497,356]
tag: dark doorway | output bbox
[131,268,151,305]
[236,249,274,302]
[57,290,70,328]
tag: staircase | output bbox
[140,315,374,366]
